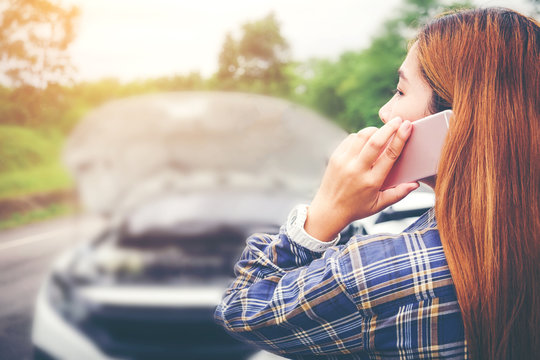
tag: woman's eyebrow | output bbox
[398,69,408,82]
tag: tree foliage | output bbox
[294,0,473,131]
[1,0,480,134]
[216,13,290,94]
[0,0,79,87]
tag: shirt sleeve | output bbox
[285,204,341,252]
[214,207,464,359]
[213,221,366,358]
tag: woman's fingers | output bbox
[372,120,413,179]
[358,117,403,166]
[308,118,418,227]
[331,127,378,161]
[357,126,379,139]
[347,127,378,156]
[375,182,419,211]
[330,133,357,159]
[307,117,418,227]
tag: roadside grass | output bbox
[0,124,74,199]
[0,203,77,231]
[0,125,78,230]
[0,162,73,200]
[0,125,62,171]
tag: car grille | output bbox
[113,227,254,281]
[77,303,258,360]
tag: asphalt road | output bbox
[0,215,105,360]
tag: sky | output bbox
[61,0,535,83]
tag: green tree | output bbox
[0,0,79,129]
[0,0,79,87]
[215,13,290,94]
[296,0,472,131]
[217,32,239,83]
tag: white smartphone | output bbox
[382,109,453,189]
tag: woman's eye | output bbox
[394,88,404,96]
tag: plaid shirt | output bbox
[215,208,467,359]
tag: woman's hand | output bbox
[305,117,419,242]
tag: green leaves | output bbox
[294,0,473,131]
[216,13,290,95]
[0,0,79,87]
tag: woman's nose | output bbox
[379,102,390,124]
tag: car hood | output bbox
[63,91,346,216]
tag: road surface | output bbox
[0,215,105,360]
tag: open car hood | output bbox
[63,91,346,216]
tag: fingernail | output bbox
[403,120,411,130]
[404,182,419,192]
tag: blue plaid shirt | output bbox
[215,208,467,359]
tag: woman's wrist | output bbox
[286,204,341,251]
[304,202,348,242]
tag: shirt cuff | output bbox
[286,204,341,252]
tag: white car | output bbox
[32,186,434,360]
[32,92,346,360]
[32,189,299,360]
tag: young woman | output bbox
[215,8,539,359]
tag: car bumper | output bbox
[32,283,119,360]
[32,282,286,360]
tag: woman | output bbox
[215,8,539,359]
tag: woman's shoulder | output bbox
[335,208,457,312]
[331,208,466,357]
[341,207,441,264]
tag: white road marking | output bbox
[0,229,72,252]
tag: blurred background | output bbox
[0,0,537,359]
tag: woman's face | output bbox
[379,44,433,124]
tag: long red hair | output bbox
[416,8,539,359]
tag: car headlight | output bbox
[46,272,90,323]
[45,272,73,323]
[47,273,69,308]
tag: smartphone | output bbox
[382,109,453,189]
